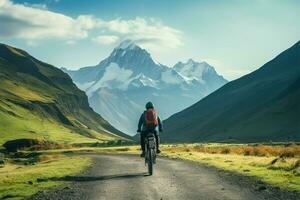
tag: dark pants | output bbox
[140,130,160,152]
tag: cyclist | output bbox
[137,102,163,157]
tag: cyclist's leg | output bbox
[140,131,146,153]
[154,130,160,153]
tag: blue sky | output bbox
[1,0,299,80]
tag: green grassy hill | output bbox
[0,43,129,146]
[162,41,300,143]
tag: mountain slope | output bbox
[162,41,300,143]
[0,43,128,145]
[63,40,227,135]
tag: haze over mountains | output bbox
[0,43,128,146]
[63,40,227,135]
[162,41,300,143]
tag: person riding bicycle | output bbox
[137,102,163,157]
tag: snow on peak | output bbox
[175,59,212,72]
[116,39,138,50]
[161,69,184,85]
[173,59,214,83]
[137,74,158,87]
[187,58,196,64]
[86,63,134,94]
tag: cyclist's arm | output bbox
[158,116,163,131]
[137,113,144,132]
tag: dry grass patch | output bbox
[160,143,300,192]
[162,143,300,157]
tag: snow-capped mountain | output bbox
[173,59,228,90]
[63,40,228,135]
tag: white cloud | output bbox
[65,40,76,45]
[23,2,47,10]
[0,0,183,51]
[77,15,101,30]
[0,0,98,40]
[100,18,183,49]
[92,35,119,45]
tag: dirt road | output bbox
[30,154,299,200]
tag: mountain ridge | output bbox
[161,41,300,143]
[0,43,129,145]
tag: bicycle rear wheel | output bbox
[147,149,153,175]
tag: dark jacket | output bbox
[138,111,163,132]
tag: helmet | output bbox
[145,101,154,109]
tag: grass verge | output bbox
[0,155,92,200]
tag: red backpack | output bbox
[144,109,158,129]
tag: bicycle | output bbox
[144,132,157,175]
